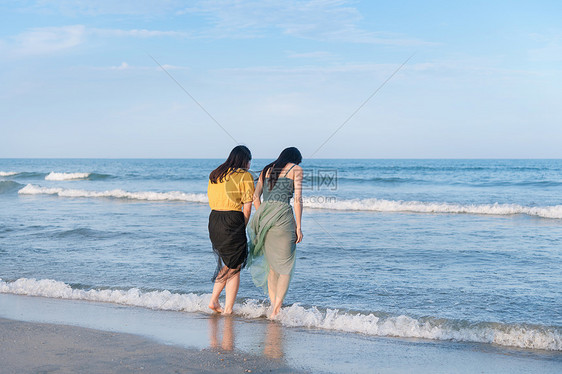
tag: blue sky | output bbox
[1,0,561,158]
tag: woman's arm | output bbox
[241,171,254,226]
[293,165,303,243]
[253,171,264,210]
[243,202,252,226]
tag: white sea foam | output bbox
[0,171,19,176]
[18,184,208,203]
[45,172,91,181]
[16,184,562,219]
[275,304,562,351]
[303,197,562,219]
[1,278,560,351]
[0,278,211,314]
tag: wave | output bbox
[2,171,113,181]
[1,172,45,179]
[0,181,25,194]
[16,184,562,219]
[321,176,428,185]
[306,164,555,172]
[44,172,113,181]
[303,197,562,219]
[452,180,562,188]
[341,178,562,188]
[18,184,208,203]
[510,180,562,187]
[53,228,126,239]
[45,172,91,181]
[0,171,19,177]
[1,278,560,351]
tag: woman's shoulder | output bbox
[286,163,302,176]
[290,163,303,171]
[233,169,254,181]
[274,164,299,183]
[243,170,255,180]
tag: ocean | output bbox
[1,158,561,352]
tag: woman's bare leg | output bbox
[223,271,240,314]
[270,274,290,319]
[267,269,279,306]
[209,280,225,313]
[209,266,228,313]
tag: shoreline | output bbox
[1,277,560,352]
[0,317,298,374]
[1,294,561,373]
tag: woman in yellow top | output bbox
[207,145,255,314]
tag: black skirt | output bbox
[208,210,248,281]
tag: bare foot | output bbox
[268,308,280,320]
[209,301,223,313]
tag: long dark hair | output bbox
[209,145,252,184]
[261,147,302,190]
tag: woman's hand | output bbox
[295,227,303,243]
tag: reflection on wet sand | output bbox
[208,314,234,351]
[263,321,284,359]
[207,316,286,360]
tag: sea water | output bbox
[0,159,561,351]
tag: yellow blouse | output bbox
[207,169,255,211]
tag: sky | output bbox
[1,0,561,158]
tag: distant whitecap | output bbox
[19,184,208,203]
[0,171,19,177]
[45,172,91,181]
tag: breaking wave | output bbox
[1,171,112,180]
[44,172,113,181]
[0,171,19,177]
[45,172,91,181]
[1,278,560,351]
[16,184,562,219]
[18,184,208,203]
[302,197,562,219]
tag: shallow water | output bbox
[1,159,561,351]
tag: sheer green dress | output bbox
[248,172,297,294]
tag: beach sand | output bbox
[0,294,560,373]
[0,317,297,374]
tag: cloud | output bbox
[14,1,433,45]
[219,63,398,75]
[0,25,194,59]
[17,0,182,16]
[214,57,547,87]
[287,51,336,59]
[160,64,190,70]
[110,62,130,70]
[179,0,434,45]
[8,25,86,56]
[94,62,190,71]
[408,59,545,77]
[528,33,562,62]
[89,28,190,38]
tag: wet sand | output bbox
[0,294,560,374]
[0,317,300,373]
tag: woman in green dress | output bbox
[248,147,303,319]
